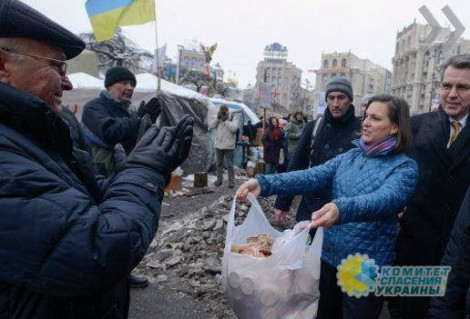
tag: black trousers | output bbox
[391,234,444,319]
[317,260,384,319]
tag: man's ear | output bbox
[0,51,11,84]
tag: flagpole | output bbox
[152,1,161,92]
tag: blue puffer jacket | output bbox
[257,141,418,267]
[0,83,164,318]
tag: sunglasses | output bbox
[0,47,67,78]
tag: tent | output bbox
[63,73,215,174]
[63,73,259,172]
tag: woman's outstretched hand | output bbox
[310,202,339,228]
[236,179,261,200]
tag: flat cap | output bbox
[0,0,85,59]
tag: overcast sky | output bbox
[23,0,470,88]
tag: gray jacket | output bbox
[285,116,306,153]
[209,114,239,150]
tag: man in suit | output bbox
[395,53,470,318]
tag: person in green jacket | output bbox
[284,110,306,164]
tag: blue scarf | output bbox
[359,135,397,157]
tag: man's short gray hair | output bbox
[441,54,470,80]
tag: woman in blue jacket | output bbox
[236,94,419,319]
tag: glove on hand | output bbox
[113,143,127,172]
[171,115,194,170]
[112,115,154,173]
[137,97,162,123]
[126,115,194,180]
[138,114,153,142]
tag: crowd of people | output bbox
[2,0,470,318]
[236,56,470,318]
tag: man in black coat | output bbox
[395,54,470,318]
[82,66,162,177]
[273,77,361,224]
[429,187,470,318]
[81,67,164,288]
[0,1,193,317]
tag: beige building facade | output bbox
[314,52,391,115]
[391,22,470,114]
[179,48,206,72]
[255,43,303,113]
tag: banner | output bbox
[154,43,166,72]
[259,82,273,109]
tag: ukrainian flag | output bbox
[86,0,155,42]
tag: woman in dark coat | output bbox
[262,117,284,174]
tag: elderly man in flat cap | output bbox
[0,0,194,318]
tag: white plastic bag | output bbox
[222,193,323,319]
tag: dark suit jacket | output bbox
[398,107,470,265]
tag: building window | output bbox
[332,59,338,67]
[323,59,329,68]
[341,59,347,68]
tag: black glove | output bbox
[137,114,153,142]
[171,115,194,170]
[126,115,194,180]
[112,115,154,173]
[113,143,127,172]
[137,97,162,123]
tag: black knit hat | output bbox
[0,0,85,59]
[325,77,353,102]
[104,66,137,88]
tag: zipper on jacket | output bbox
[359,156,368,169]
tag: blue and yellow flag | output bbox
[86,0,155,42]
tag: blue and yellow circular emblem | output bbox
[337,253,378,297]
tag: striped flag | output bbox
[85,0,155,42]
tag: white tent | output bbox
[134,73,210,105]
[67,72,103,89]
[62,72,217,173]
[210,97,259,124]
[62,72,258,171]
[63,72,215,119]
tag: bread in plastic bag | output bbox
[222,193,323,319]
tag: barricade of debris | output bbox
[135,194,298,318]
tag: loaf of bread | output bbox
[230,233,273,258]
